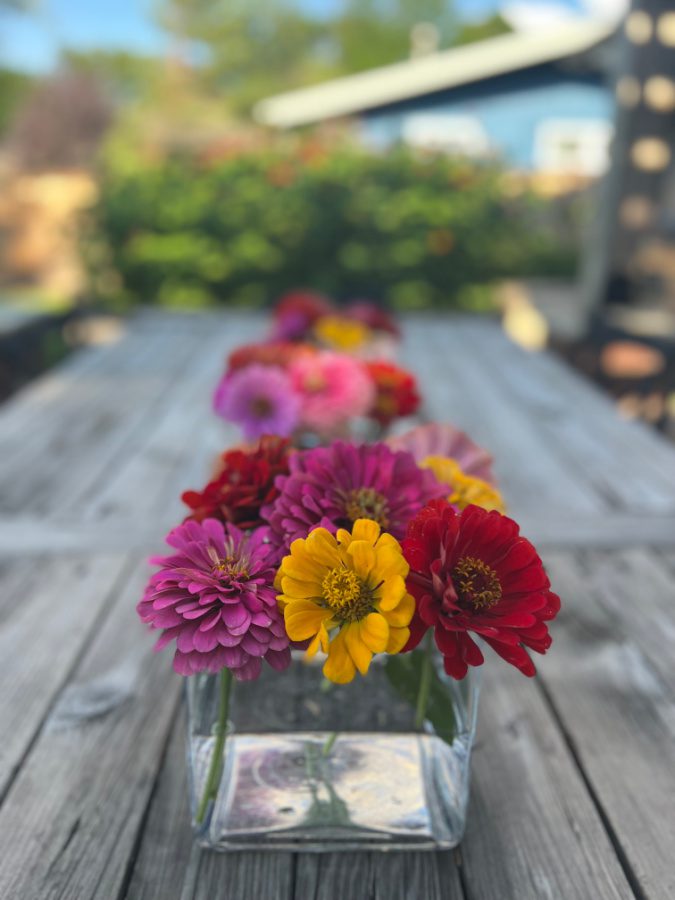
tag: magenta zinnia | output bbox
[137,519,291,680]
[212,363,300,441]
[263,440,445,554]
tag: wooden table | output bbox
[0,311,674,900]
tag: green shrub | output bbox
[84,143,578,311]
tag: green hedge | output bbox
[84,144,578,311]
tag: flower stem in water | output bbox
[414,631,434,730]
[322,730,339,757]
[196,667,232,826]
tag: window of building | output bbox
[402,114,491,156]
[534,119,614,176]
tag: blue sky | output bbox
[1,0,584,74]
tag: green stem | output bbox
[322,730,339,757]
[196,667,232,826]
[414,632,434,730]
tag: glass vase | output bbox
[185,650,480,852]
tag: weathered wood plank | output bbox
[190,851,295,900]
[403,319,603,515]
[3,512,675,556]
[405,316,675,516]
[124,709,196,900]
[74,322,248,524]
[0,312,243,517]
[514,513,675,549]
[461,663,633,900]
[0,556,181,900]
[538,548,675,900]
[294,850,463,900]
[0,552,131,800]
[456,317,675,504]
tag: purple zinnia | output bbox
[137,519,291,680]
[213,364,300,441]
[263,440,446,554]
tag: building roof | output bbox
[254,20,616,128]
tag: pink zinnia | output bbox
[137,520,291,680]
[289,351,375,433]
[263,440,446,553]
[213,364,301,441]
[387,422,496,484]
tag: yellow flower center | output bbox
[321,567,373,622]
[453,557,502,610]
[212,557,249,580]
[343,488,390,528]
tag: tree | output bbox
[6,70,113,170]
[454,14,511,47]
[63,50,162,104]
[0,68,32,134]
[157,0,464,111]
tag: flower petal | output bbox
[357,612,390,653]
[344,622,374,675]
[373,574,407,611]
[280,575,322,599]
[323,629,357,683]
[351,519,381,544]
[347,540,376,581]
[380,590,415,627]
[386,625,410,653]
[284,600,332,641]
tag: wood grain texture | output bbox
[2,311,675,900]
[125,710,201,900]
[462,663,633,900]
[403,317,675,516]
[538,548,675,900]
[0,556,181,900]
[0,553,131,799]
[294,850,463,900]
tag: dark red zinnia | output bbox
[346,301,401,338]
[366,361,421,425]
[182,436,291,531]
[274,291,333,324]
[402,499,560,678]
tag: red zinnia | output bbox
[346,301,401,338]
[402,500,560,678]
[366,361,421,425]
[273,291,333,324]
[182,436,291,531]
[227,341,314,373]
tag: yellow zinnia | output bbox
[422,455,506,513]
[276,519,414,684]
[312,315,370,352]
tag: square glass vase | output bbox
[186,650,480,852]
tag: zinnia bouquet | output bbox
[213,345,420,442]
[270,290,401,357]
[136,296,560,851]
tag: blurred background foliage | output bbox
[0,0,576,313]
[85,139,578,312]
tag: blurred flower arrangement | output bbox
[212,293,418,441]
[137,292,560,847]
